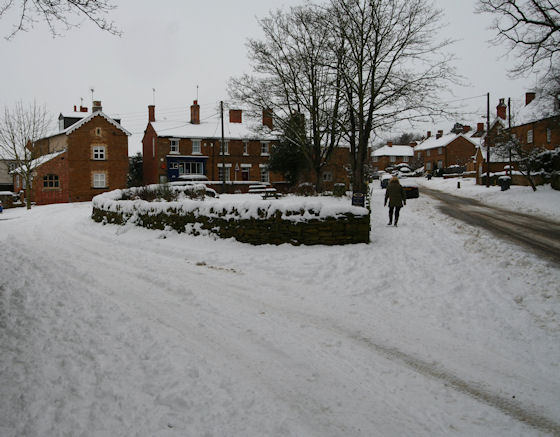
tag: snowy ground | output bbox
[415,176,560,221]
[1,184,559,436]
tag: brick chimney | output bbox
[525,91,536,106]
[92,100,102,113]
[436,129,443,139]
[387,141,393,147]
[477,122,484,132]
[229,109,242,123]
[263,108,273,129]
[496,98,507,120]
[462,125,471,134]
[148,105,155,123]
[409,141,417,147]
[190,100,200,124]
[73,105,77,112]
[80,106,88,112]
[427,130,431,138]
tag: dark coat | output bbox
[385,180,406,207]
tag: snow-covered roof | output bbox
[414,133,477,151]
[513,94,559,126]
[11,150,66,174]
[476,145,510,162]
[64,111,131,136]
[59,111,89,119]
[372,145,413,157]
[150,115,276,141]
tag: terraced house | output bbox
[13,101,130,204]
[142,100,284,192]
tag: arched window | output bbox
[43,174,59,188]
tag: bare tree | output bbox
[229,5,344,192]
[329,0,456,195]
[1,0,120,39]
[477,0,560,79]
[0,101,51,209]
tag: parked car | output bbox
[380,173,392,188]
[401,181,419,199]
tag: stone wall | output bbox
[92,203,370,246]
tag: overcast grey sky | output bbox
[1,0,533,154]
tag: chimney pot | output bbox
[477,122,484,132]
[190,100,200,124]
[148,105,155,123]
[387,141,393,147]
[496,97,507,120]
[436,129,443,139]
[427,130,431,138]
[525,92,536,106]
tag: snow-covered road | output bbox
[1,187,559,436]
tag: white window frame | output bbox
[372,156,378,162]
[192,139,201,154]
[426,150,431,157]
[178,161,204,175]
[170,139,179,154]
[417,152,421,159]
[93,172,106,188]
[218,164,231,181]
[437,160,443,169]
[92,145,106,160]
[390,155,396,162]
[547,128,551,143]
[402,156,409,162]
[527,129,533,143]
[220,140,229,155]
[261,142,269,156]
[426,162,432,171]
[259,164,269,182]
[243,141,249,155]
[437,147,443,154]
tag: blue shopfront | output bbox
[166,155,208,181]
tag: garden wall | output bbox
[92,189,370,246]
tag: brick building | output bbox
[371,141,415,171]
[142,101,285,192]
[13,101,130,204]
[414,128,478,172]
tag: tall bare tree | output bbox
[329,0,456,196]
[229,5,344,192]
[477,0,560,80]
[0,0,120,39]
[0,101,50,209]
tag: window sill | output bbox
[92,186,108,189]
[260,153,270,157]
[192,152,202,155]
[92,159,107,161]
[169,151,179,154]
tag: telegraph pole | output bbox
[220,101,225,194]
[486,92,490,188]
[508,97,512,177]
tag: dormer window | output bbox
[170,139,179,153]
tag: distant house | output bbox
[510,91,559,151]
[371,141,415,171]
[473,93,559,184]
[142,101,285,191]
[13,101,130,204]
[414,128,478,172]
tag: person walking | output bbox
[384,175,406,226]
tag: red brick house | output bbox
[13,101,130,204]
[142,101,285,192]
[473,93,559,184]
[371,141,415,171]
[414,128,478,172]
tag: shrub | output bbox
[295,182,315,196]
[333,183,346,197]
